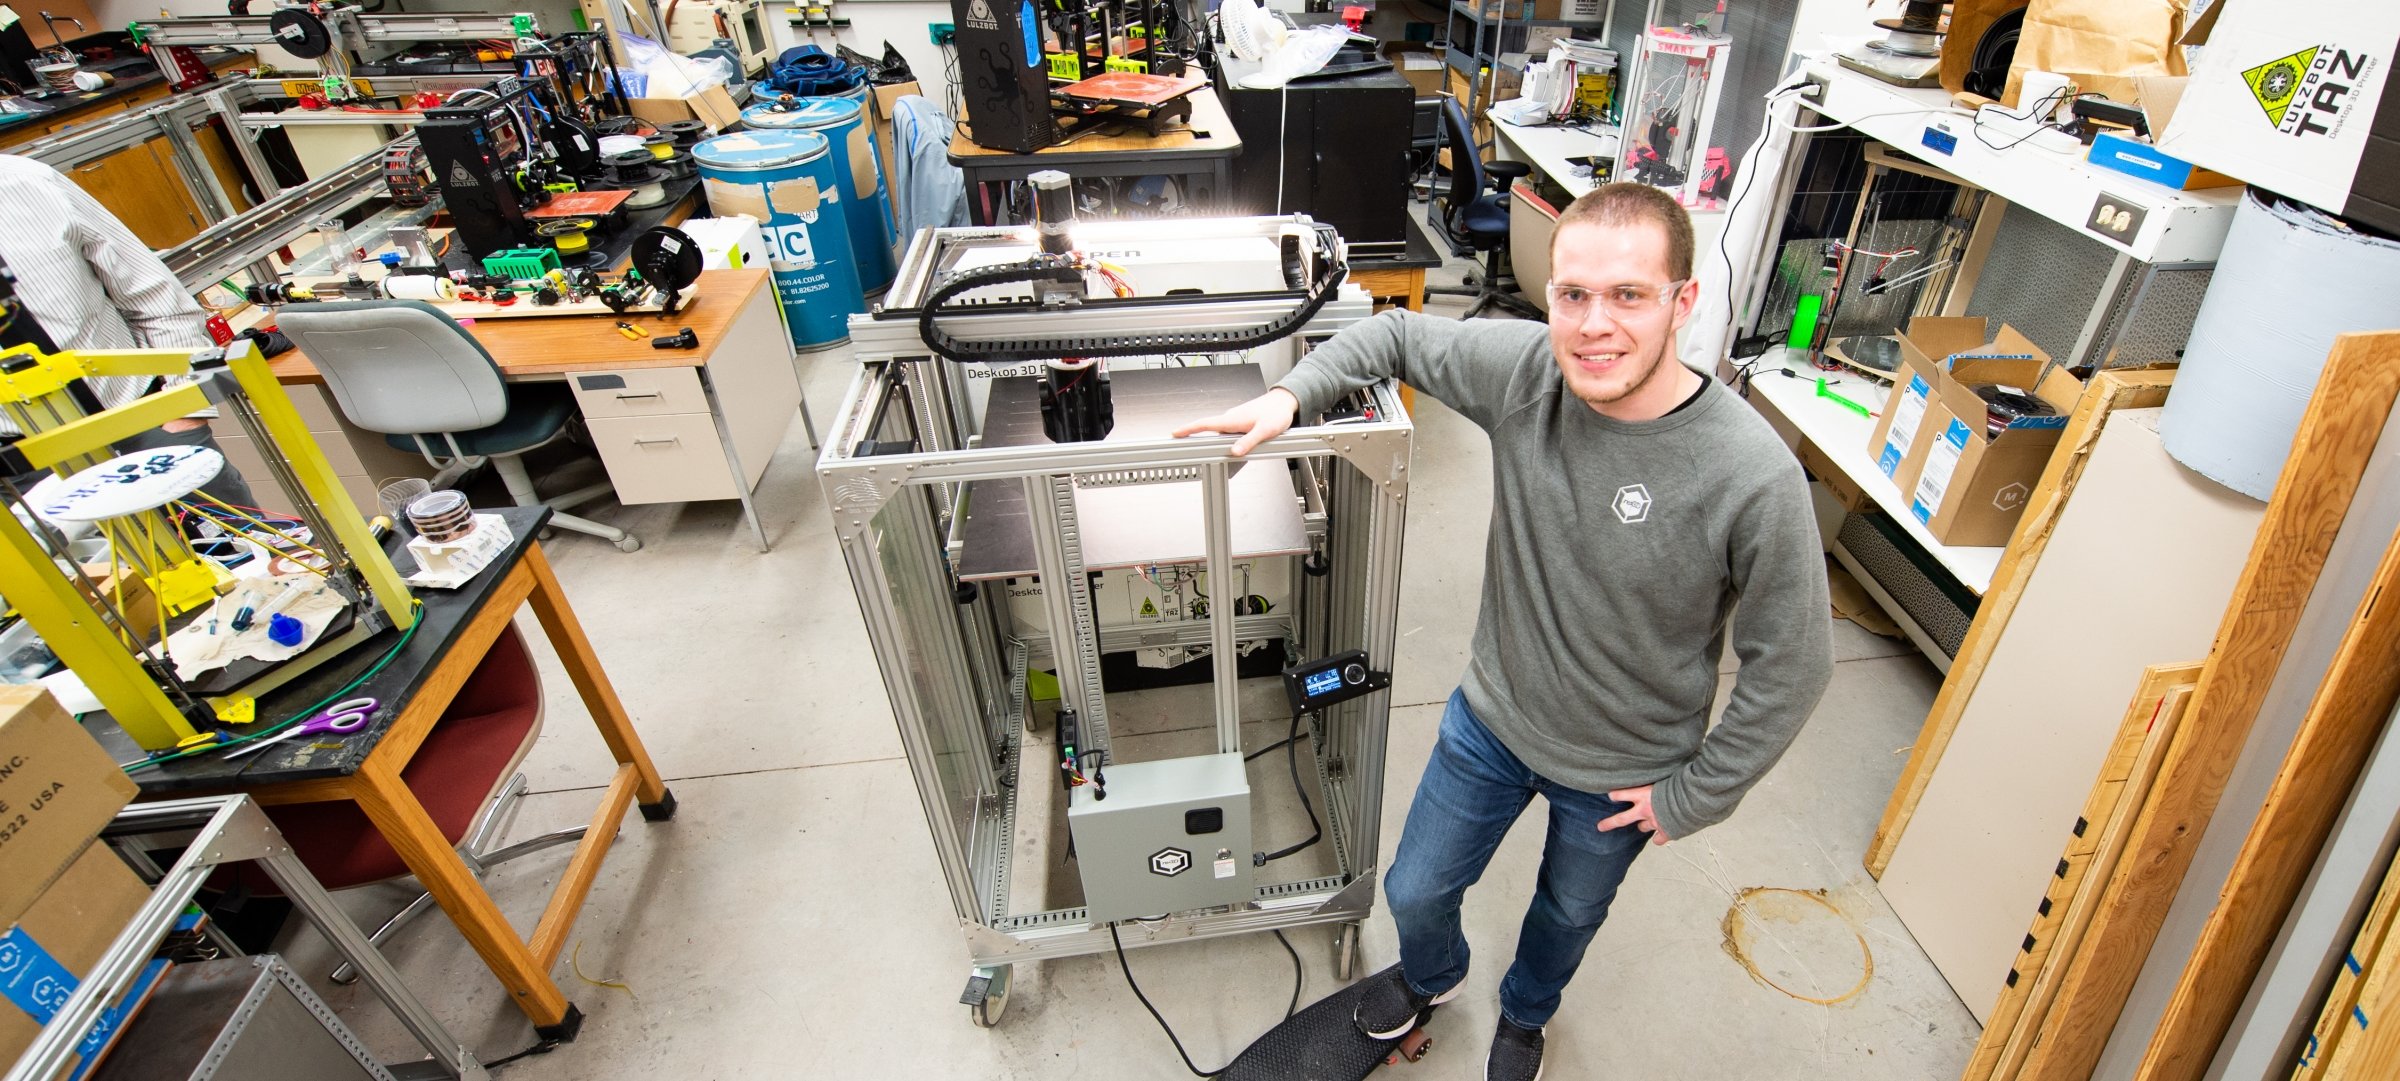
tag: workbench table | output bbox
[949,85,1243,225]
[88,506,668,1039]
[256,269,806,551]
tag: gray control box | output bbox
[1068,752,1254,923]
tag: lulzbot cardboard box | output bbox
[2152,0,2400,231]
[0,686,140,927]
[1864,318,1990,498]
[1903,329,2082,547]
[0,843,157,1078]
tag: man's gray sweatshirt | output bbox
[1277,310,1833,839]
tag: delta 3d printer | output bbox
[817,193,1411,1024]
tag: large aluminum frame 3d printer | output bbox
[818,208,1412,1025]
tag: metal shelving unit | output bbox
[1440,1,1611,130]
[7,795,488,1081]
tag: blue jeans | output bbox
[1385,688,1650,1029]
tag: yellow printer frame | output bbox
[0,339,414,751]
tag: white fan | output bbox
[1218,0,1286,62]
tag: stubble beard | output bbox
[1566,332,1670,410]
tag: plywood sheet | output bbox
[2091,401,2400,1079]
[1877,409,2265,1022]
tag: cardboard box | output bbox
[1383,43,1445,97]
[73,562,162,643]
[0,844,160,1079]
[1864,318,1981,496]
[2152,0,2399,232]
[1903,327,2080,547]
[627,84,741,132]
[0,686,140,928]
[1797,440,1873,514]
[1535,0,1607,21]
[1476,0,1603,19]
[866,80,919,232]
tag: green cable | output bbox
[123,601,426,774]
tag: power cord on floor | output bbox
[484,1038,560,1070]
[1110,922,1304,1077]
[1253,712,1322,866]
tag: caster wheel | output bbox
[1398,1028,1433,1062]
[1333,922,1361,981]
[967,964,1011,1028]
[615,535,642,552]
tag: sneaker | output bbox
[1487,1017,1544,1081]
[1352,965,1459,1040]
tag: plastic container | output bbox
[741,96,897,293]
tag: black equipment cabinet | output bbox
[1216,65,1414,256]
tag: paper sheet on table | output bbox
[166,575,349,680]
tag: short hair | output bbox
[1551,183,1694,282]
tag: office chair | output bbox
[220,624,586,983]
[1425,95,1546,321]
[276,300,639,551]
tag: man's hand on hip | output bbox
[1599,785,1671,846]
[1171,387,1299,457]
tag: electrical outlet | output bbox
[930,22,956,45]
[1797,71,1829,103]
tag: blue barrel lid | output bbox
[691,129,830,170]
[742,96,864,131]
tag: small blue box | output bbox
[2087,131,2238,191]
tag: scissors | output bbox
[226,698,379,759]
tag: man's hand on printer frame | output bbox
[1172,387,1300,457]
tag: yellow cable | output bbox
[569,940,635,998]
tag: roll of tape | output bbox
[382,275,459,302]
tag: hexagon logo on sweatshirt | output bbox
[1612,484,1652,524]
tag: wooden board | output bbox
[1876,409,2262,1019]
[1868,369,2176,877]
[2134,519,2400,1080]
[1961,668,2197,1081]
[2296,849,2400,1078]
[2016,331,2400,1081]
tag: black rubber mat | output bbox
[1217,967,1434,1081]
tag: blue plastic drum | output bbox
[741,96,897,293]
[692,129,864,350]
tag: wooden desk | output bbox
[1349,213,1444,315]
[95,507,667,1039]
[260,269,803,551]
[948,86,1243,225]
[1490,117,1620,200]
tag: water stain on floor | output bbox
[1720,885,1876,1006]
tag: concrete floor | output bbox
[281,253,1984,1079]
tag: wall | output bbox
[766,1,958,114]
[1784,0,1907,62]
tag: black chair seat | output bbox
[1463,196,1510,238]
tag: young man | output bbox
[1175,183,1833,1080]
[0,153,254,507]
